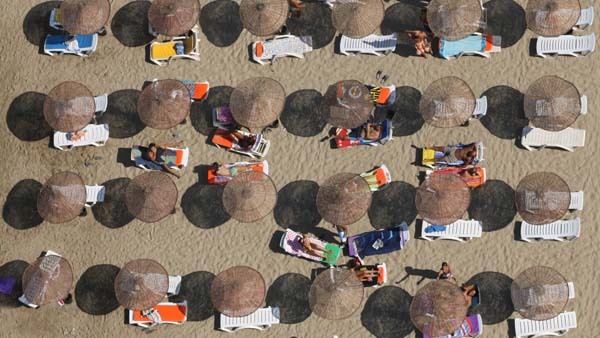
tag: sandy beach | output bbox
[0,0,598,337]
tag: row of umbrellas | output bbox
[21,254,573,333]
[54,0,582,40]
[37,169,572,226]
[44,75,583,133]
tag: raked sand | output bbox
[0,0,598,337]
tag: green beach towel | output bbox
[322,243,341,265]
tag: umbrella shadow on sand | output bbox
[361,286,414,338]
[482,0,526,48]
[6,92,52,142]
[23,1,61,47]
[97,90,145,139]
[181,183,230,229]
[375,86,424,136]
[368,181,417,229]
[3,179,44,230]
[479,86,528,140]
[280,90,328,137]
[0,260,29,307]
[111,1,155,47]
[190,86,234,136]
[91,178,135,229]
[287,3,336,49]
[200,0,243,47]
[466,271,514,324]
[266,273,312,324]
[468,180,516,232]
[169,271,216,321]
[75,264,120,315]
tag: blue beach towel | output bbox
[45,34,95,50]
[439,35,485,58]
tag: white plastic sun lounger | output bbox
[19,250,63,308]
[420,219,482,242]
[574,7,594,30]
[85,185,106,208]
[339,34,397,56]
[514,311,577,338]
[94,94,108,117]
[520,127,585,152]
[252,35,313,65]
[53,124,110,151]
[167,275,182,296]
[472,96,488,119]
[536,33,595,57]
[219,307,280,332]
[520,218,581,242]
[569,191,584,211]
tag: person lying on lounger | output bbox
[299,234,330,258]
[142,141,184,178]
[461,284,478,305]
[430,143,478,166]
[326,122,382,141]
[406,30,432,58]
[225,131,256,151]
[348,258,380,282]
[210,162,253,177]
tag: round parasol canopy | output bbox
[524,76,581,131]
[61,0,111,35]
[316,173,372,225]
[427,0,483,40]
[148,0,200,36]
[239,0,288,36]
[125,171,178,223]
[511,266,569,320]
[410,280,469,336]
[331,0,385,38]
[515,172,570,225]
[37,171,86,224]
[43,81,95,133]
[222,171,277,223]
[114,259,169,310]
[309,268,364,320]
[137,79,191,130]
[526,0,580,36]
[210,266,266,317]
[230,77,286,129]
[22,254,73,306]
[420,76,476,128]
[415,173,470,225]
[323,80,373,129]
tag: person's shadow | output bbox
[396,266,438,285]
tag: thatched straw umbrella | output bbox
[515,172,570,225]
[331,0,384,38]
[415,173,470,225]
[37,171,86,224]
[410,280,469,336]
[419,76,476,128]
[125,171,178,223]
[137,79,191,130]
[309,268,363,320]
[511,266,569,320]
[210,266,266,317]
[230,77,286,129]
[22,254,73,306]
[524,76,582,131]
[43,81,95,133]
[526,0,580,36]
[240,0,288,36]
[114,259,169,310]
[148,0,200,36]
[317,173,372,225]
[222,172,277,223]
[323,80,373,129]
[61,0,111,34]
[427,0,483,40]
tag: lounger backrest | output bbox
[575,7,594,28]
[184,33,196,54]
[85,185,106,204]
[569,191,584,210]
[473,96,488,118]
[94,94,108,114]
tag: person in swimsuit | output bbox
[211,162,253,177]
[227,131,256,151]
[348,258,379,282]
[437,262,456,282]
[327,122,382,141]
[461,284,478,305]
[299,234,330,258]
[142,141,184,178]
[431,143,478,166]
[406,30,432,58]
